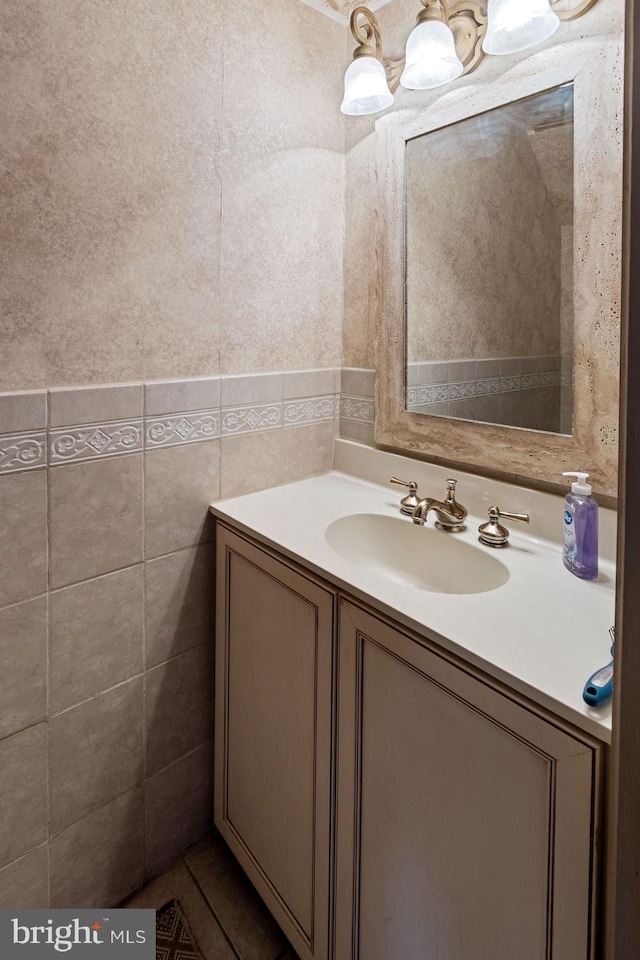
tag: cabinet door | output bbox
[215,525,335,960]
[335,600,601,960]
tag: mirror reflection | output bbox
[405,84,574,435]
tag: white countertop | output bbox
[210,445,616,743]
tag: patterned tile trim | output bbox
[340,396,375,424]
[408,370,564,407]
[221,403,282,437]
[50,421,143,465]
[0,371,373,461]
[283,395,335,427]
[0,432,47,473]
[146,410,220,448]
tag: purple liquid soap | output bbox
[562,471,598,581]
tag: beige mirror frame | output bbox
[375,27,623,498]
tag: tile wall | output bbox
[0,367,349,909]
[339,369,376,446]
[406,357,573,434]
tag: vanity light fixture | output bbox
[341,0,600,116]
[341,6,395,115]
[400,1,463,90]
[483,0,598,55]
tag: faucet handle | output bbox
[390,477,421,515]
[443,478,468,523]
[479,505,530,548]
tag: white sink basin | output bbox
[325,513,510,594]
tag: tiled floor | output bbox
[123,831,299,960]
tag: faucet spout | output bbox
[412,497,436,525]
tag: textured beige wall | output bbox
[1,0,345,391]
[342,0,415,370]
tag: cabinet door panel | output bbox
[215,527,335,960]
[335,600,599,960]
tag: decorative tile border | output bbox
[407,369,564,408]
[221,403,282,437]
[146,411,220,448]
[0,369,372,469]
[340,396,375,424]
[0,433,47,473]
[50,421,143,465]
[283,395,335,427]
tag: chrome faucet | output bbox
[412,479,468,533]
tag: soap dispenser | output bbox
[562,471,598,580]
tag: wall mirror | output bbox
[375,35,622,497]
[405,84,574,436]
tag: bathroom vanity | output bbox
[211,442,614,960]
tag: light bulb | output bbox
[483,0,560,56]
[341,57,394,116]
[401,20,463,91]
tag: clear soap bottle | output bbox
[562,471,598,580]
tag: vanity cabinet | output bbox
[214,522,604,960]
[334,600,602,960]
[214,525,335,960]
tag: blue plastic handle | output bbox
[583,659,614,707]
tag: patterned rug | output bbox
[156,899,204,960]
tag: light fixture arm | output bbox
[415,0,450,26]
[349,6,385,61]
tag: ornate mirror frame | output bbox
[375,30,623,498]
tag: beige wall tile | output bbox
[144,743,213,878]
[50,567,144,713]
[220,154,343,376]
[50,678,144,833]
[144,441,219,559]
[145,378,220,417]
[145,545,213,670]
[1,0,223,391]
[339,418,375,445]
[282,421,335,484]
[219,431,283,500]
[185,831,287,960]
[0,845,49,909]
[49,455,143,589]
[49,384,143,427]
[0,392,47,433]
[283,368,339,399]
[50,788,144,909]
[0,724,48,869]
[145,645,214,778]
[220,373,282,407]
[0,597,47,739]
[0,471,47,608]
[220,1,343,377]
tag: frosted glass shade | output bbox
[483,0,560,55]
[341,57,394,116]
[400,20,463,91]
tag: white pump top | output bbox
[563,471,592,496]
